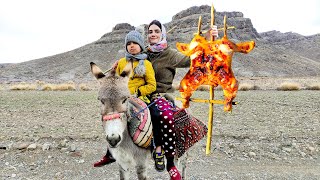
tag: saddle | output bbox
[127,96,208,156]
[127,97,153,148]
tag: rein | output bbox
[132,97,161,118]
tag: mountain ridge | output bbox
[1,5,319,83]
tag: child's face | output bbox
[148,24,162,45]
[126,42,141,55]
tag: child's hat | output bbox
[125,30,145,51]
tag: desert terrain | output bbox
[1,89,319,180]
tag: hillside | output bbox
[0,5,319,83]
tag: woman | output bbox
[146,20,218,180]
[146,20,189,179]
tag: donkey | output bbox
[90,62,150,180]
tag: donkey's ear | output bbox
[90,62,105,79]
[120,60,132,77]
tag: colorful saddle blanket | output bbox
[127,97,153,148]
[174,108,208,158]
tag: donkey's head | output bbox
[90,62,131,148]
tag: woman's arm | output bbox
[169,48,190,68]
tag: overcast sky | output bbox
[1,0,319,63]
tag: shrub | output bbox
[41,84,55,91]
[238,83,258,91]
[79,83,91,91]
[277,82,300,91]
[55,83,76,91]
[9,82,37,91]
[306,83,320,90]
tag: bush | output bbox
[79,83,91,91]
[41,84,55,91]
[306,83,320,90]
[9,82,37,91]
[277,82,300,91]
[238,83,259,91]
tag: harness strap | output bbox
[102,113,121,121]
[132,97,161,118]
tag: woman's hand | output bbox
[111,60,119,70]
[204,25,219,40]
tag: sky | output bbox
[0,0,319,64]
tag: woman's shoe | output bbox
[152,149,165,172]
[168,166,181,180]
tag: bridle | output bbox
[101,96,163,122]
[102,113,125,121]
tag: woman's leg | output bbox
[152,97,181,179]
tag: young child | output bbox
[93,30,156,167]
[115,30,156,103]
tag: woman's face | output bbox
[148,24,162,45]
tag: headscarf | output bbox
[147,23,168,52]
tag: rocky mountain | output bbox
[0,5,319,83]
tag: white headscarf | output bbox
[147,24,168,52]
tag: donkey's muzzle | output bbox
[106,135,121,147]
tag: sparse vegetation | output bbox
[277,82,301,91]
[9,82,37,91]
[79,83,91,91]
[8,81,79,91]
[238,83,259,91]
[54,83,76,91]
[306,83,320,90]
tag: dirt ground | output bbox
[0,90,319,180]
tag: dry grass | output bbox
[41,84,55,91]
[306,83,320,90]
[79,83,91,91]
[238,83,259,91]
[55,83,76,91]
[9,82,37,91]
[41,82,76,91]
[277,82,301,91]
[5,81,89,91]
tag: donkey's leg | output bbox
[119,164,130,180]
[174,152,188,180]
[135,153,148,180]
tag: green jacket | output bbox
[147,47,190,93]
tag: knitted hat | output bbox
[125,30,145,52]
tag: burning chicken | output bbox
[176,16,255,111]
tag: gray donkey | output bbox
[90,62,150,180]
